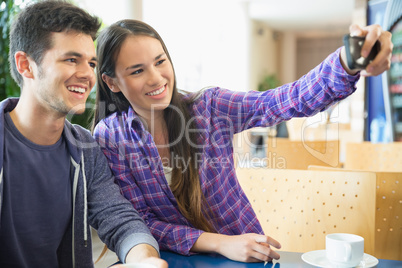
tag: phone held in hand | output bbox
[343,34,380,70]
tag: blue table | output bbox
[160,250,402,268]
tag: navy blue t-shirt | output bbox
[0,113,72,267]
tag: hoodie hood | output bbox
[0,98,18,171]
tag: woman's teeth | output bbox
[146,86,165,96]
[67,86,85,93]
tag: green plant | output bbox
[258,74,280,92]
[66,89,96,129]
[0,0,22,99]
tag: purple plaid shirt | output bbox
[93,48,359,255]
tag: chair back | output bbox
[236,167,376,254]
[344,142,402,172]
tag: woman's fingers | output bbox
[253,235,281,261]
[255,234,281,249]
[347,23,393,77]
[363,31,393,76]
[257,243,281,260]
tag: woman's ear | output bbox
[102,73,121,93]
[15,51,35,79]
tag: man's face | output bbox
[31,31,97,116]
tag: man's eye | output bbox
[89,62,97,68]
[66,58,77,63]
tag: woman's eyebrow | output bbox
[126,53,166,70]
[155,53,165,60]
[126,63,143,70]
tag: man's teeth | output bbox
[147,86,165,96]
[67,86,85,93]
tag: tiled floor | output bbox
[92,229,119,268]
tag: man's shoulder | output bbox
[0,98,19,115]
[67,122,92,138]
[63,121,99,150]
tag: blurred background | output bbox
[3,0,401,143]
[1,0,402,266]
[0,0,359,129]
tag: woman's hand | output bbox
[340,24,393,76]
[216,233,281,262]
[192,232,281,263]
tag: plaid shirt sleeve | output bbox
[196,47,359,134]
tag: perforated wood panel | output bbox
[308,165,402,261]
[345,142,402,172]
[266,138,340,169]
[236,168,376,254]
[374,172,402,261]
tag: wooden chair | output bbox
[307,165,402,261]
[286,117,362,163]
[344,142,402,172]
[266,137,340,169]
[236,167,376,254]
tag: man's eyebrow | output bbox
[63,51,97,62]
[126,53,165,70]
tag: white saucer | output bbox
[301,250,379,267]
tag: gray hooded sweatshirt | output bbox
[0,98,159,267]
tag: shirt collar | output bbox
[127,106,147,131]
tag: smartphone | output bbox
[343,34,380,70]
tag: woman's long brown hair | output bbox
[91,20,215,234]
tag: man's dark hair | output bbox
[9,0,102,87]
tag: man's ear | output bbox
[102,73,121,93]
[14,51,35,79]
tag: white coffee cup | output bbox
[326,233,364,267]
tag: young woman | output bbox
[92,19,392,263]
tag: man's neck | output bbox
[9,97,66,146]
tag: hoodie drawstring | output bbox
[80,153,88,247]
[71,154,88,251]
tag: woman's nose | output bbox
[147,66,163,86]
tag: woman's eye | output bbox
[131,69,143,75]
[156,59,165,66]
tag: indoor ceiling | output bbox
[246,0,356,32]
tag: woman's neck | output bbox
[146,115,171,165]
[135,109,171,163]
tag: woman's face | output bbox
[105,35,174,121]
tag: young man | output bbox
[0,1,167,267]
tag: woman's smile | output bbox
[146,84,167,98]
